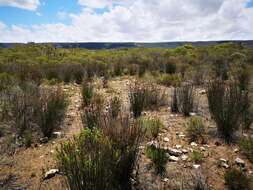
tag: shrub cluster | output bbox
[186,116,206,143]
[207,80,251,142]
[139,117,164,139]
[239,137,253,163]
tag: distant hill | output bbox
[0,40,253,49]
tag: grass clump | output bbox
[224,167,252,190]
[190,150,204,164]
[57,115,144,190]
[207,80,250,142]
[239,137,253,163]
[145,144,167,175]
[139,117,164,139]
[81,81,94,107]
[129,83,146,118]
[186,116,206,143]
[108,96,121,119]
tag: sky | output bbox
[0,0,253,42]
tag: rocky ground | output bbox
[0,76,253,190]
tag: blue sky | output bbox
[0,0,253,42]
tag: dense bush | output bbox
[129,83,146,118]
[139,117,164,139]
[81,81,94,107]
[186,116,206,143]
[171,87,179,113]
[207,80,250,142]
[39,86,67,137]
[108,96,121,119]
[176,84,197,116]
[239,137,253,163]
[145,144,167,175]
[157,74,182,87]
[57,114,144,190]
[224,168,252,190]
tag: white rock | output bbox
[193,164,201,169]
[168,148,183,156]
[181,155,188,161]
[221,163,229,169]
[190,142,198,147]
[200,147,206,151]
[44,169,59,180]
[235,158,245,167]
[146,141,159,148]
[169,156,179,162]
[175,145,182,149]
[199,90,206,95]
[182,149,189,154]
[203,144,210,148]
[189,112,197,116]
[234,148,239,153]
[162,178,169,182]
[219,158,228,163]
[52,132,62,138]
[164,137,170,142]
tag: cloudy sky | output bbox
[0,0,253,42]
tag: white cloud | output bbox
[0,0,253,42]
[0,0,40,11]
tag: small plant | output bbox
[207,80,249,142]
[224,167,252,190]
[181,172,211,190]
[171,87,179,113]
[186,116,206,143]
[129,83,146,118]
[239,137,253,163]
[24,131,32,148]
[157,73,182,87]
[145,144,167,175]
[175,84,197,116]
[190,150,204,163]
[81,81,94,107]
[108,96,121,119]
[39,86,67,138]
[139,117,164,139]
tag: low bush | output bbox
[157,74,182,87]
[186,116,206,143]
[190,150,204,163]
[143,83,167,110]
[145,144,167,175]
[224,168,252,190]
[108,96,121,119]
[180,172,211,190]
[57,115,144,190]
[207,80,249,142]
[81,103,103,129]
[129,83,146,118]
[176,84,197,116]
[239,137,253,163]
[81,81,94,107]
[39,86,67,138]
[171,87,179,113]
[139,117,164,139]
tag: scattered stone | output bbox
[234,148,239,153]
[219,158,228,163]
[190,142,198,147]
[162,178,169,182]
[189,112,197,116]
[199,90,206,95]
[249,170,252,175]
[50,150,54,154]
[203,144,210,148]
[44,169,59,180]
[138,146,145,150]
[146,141,159,148]
[235,158,245,167]
[169,156,179,162]
[182,149,189,154]
[164,137,170,142]
[52,132,62,138]
[40,137,48,144]
[181,155,188,161]
[200,147,206,151]
[221,163,229,169]
[168,148,183,156]
[193,164,201,169]
[175,145,182,149]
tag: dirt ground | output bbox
[0,76,253,190]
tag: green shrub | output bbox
[139,117,164,139]
[108,96,121,119]
[186,116,206,143]
[176,84,196,116]
[224,168,252,190]
[81,103,102,129]
[239,137,253,163]
[57,115,144,190]
[171,87,179,113]
[81,81,94,107]
[39,86,67,138]
[207,80,249,142]
[24,131,32,148]
[157,74,182,87]
[190,150,204,163]
[129,83,146,118]
[145,144,167,175]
